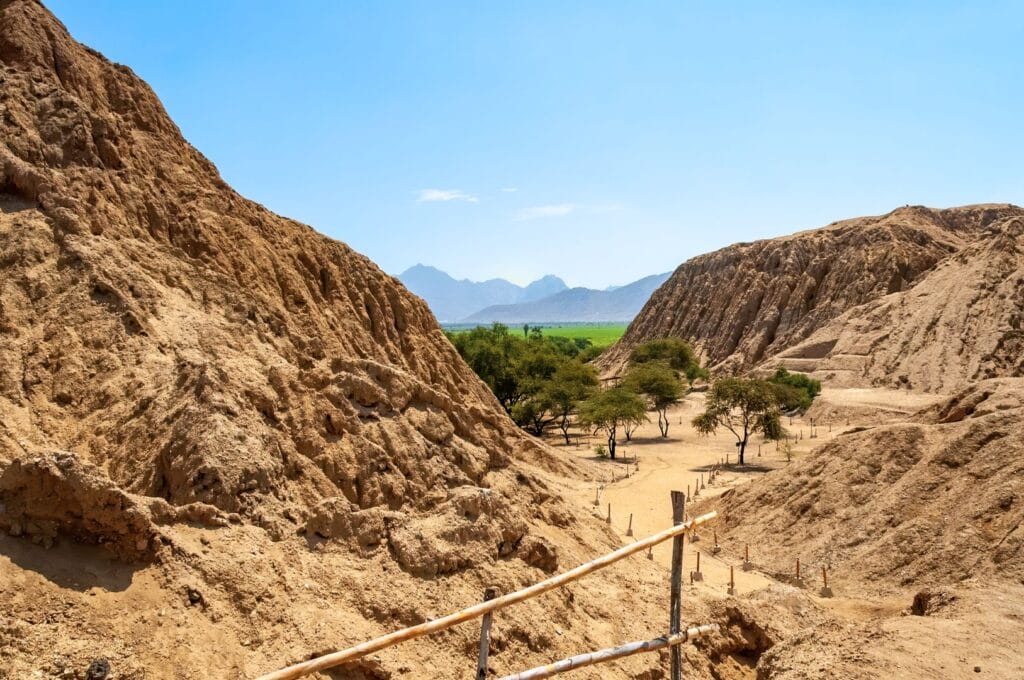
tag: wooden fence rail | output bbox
[255,510,718,680]
[497,624,719,680]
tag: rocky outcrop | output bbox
[600,204,1024,378]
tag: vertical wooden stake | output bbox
[822,566,827,589]
[696,551,701,573]
[669,491,686,680]
[606,503,612,524]
[728,564,735,595]
[626,513,634,537]
[476,588,497,679]
[686,484,690,502]
[796,557,801,580]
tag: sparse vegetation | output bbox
[692,378,785,464]
[577,386,648,459]
[768,367,822,413]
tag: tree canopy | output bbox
[448,323,601,439]
[623,362,683,437]
[629,337,708,384]
[692,378,784,464]
[767,367,822,413]
[577,386,647,459]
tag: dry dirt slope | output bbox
[599,204,1024,378]
[0,2,726,678]
[711,379,1024,593]
[762,215,1024,393]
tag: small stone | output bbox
[85,657,110,680]
[974,667,981,673]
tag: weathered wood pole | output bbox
[626,513,634,537]
[728,564,735,595]
[476,588,498,680]
[497,625,719,680]
[669,490,686,680]
[606,503,612,524]
[796,558,801,580]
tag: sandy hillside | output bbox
[761,216,1024,392]
[0,2,730,678]
[599,204,1024,378]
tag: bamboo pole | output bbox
[497,625,719,680]
[669,491,686,680]
[476,588,497,680]
[256,511,718,680]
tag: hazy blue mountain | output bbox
[462,272,671,324]
[398,264,568,322]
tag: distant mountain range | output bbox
[463,272,670,323]
[397,264,568,322]
[398,264,669,323]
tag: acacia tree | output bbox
[623,362,683,437]
[544,361,599,444]
[692,378,784,464]
[578,386,648,459]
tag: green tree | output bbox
[623,362,683,437]
[629,338,707,384]
[448,323,524,413]
[578,386,648,459]
[768,367,821,412]
[544,361,599,444]
[692,378,783,465]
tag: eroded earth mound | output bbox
[601,204,1024,383]
[0,2,684,677]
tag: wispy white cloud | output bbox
[514,203,576,221]
[501,187,518,193]
[513,202,623,221]
[415,188,478,203]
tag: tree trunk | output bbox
[658,408,669,438]
[559,413,571,445]
[608,424,617,459]
[739,436,747,465]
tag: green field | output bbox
[536,323,627,346]
[444,322,627,347]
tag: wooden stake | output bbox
[626,513,634,537]
[669,491,686,680]
[257,512,718,680]
[796,558,801,580]
[476,588,497,680]
[606,503,612,524]
[728,565,735,595]
[497,625,719,680]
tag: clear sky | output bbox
[48,1,1024,289]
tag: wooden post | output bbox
[743,543,751,571]
[594,485,601,507]
[728,565,735,595]
[669,491,685,680]
[686,484,690,502]
[796,558,801,580]
[626,513,634,537]
[691,551,703,582]
[820,566,833,597]
[712,531,720,554]
[476,588,497,680]
[606,503,612,524]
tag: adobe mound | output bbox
[601,204,1024,377]
[711,379,1024,592]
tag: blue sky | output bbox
[49,1,1024,289]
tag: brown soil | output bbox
[600,204,1024,380]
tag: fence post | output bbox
[669,490,686,680]
[476,587,498,680]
